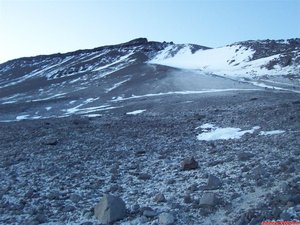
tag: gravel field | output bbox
[1,90,299,225]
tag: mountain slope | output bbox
[0,38,300,225]
[0,38,299,122]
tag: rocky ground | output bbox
[0,90,300,225]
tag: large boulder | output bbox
[94,195,127,224]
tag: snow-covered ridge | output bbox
[150,39,300,77]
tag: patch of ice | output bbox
[84,114,102,118]
[45,107,52,111]
[84,97,99,104]
[197,125,260,141]
[111,89,262,102]
[2,100,17,104]
[200,123,215,129]
[64,104,117,115]
[106,78,130,93]
[16,115,30,120]
[249,81,300,93]
[93,52,134,71]
[259,130,285,136]
[126,109,146,115]
[29,93,66,102]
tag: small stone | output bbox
[47,191,60,200]
[183,195,193,204]
[138,173,151,180]
[154,193,166,203]
[94,195,127,224]
[238,152,254,161]
[63,205,76,212]
[158,212,175,225]
[42,136,58,146]
[143,209,157,218]
[70,194,81,203]
[199,193,218,208]
[109,184,123,192]
[205,175,222,190]
[181,157,199,170]
[131,204,140,213]
[166,179,175,185]
[34,214,47,223]
[188,183,198,192]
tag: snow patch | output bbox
[126,109,146,115]
[111,89,262,102]
[84,114,102,118]
[16,115,30,120]
[259,130,285,136]
[197,125,260,141]
[106,78,130,93]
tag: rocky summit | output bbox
[0,38,299,225]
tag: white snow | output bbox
[84,97,99,104]
[111,89,261,102]
[200,123,215,129]
[259,130,285,136]
[64,104,117,115]
[16,115,30,120]
[150,44,300,77]
[197,124,287,140]
[126,109,146,115]
[84,114,102,118]
[2,100,17,104]
[249,81,300,93]
[29,93,66,102]
[93,52,134,71]
[197,125,260,141]
[106,78,130,93]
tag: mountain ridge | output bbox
[2,37,299,65]
[0,37,299,121]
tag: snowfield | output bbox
[150,44,300,77]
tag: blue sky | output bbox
[0,0,299,63]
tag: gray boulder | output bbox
[205,175,222,190]
[159,212,175,225]
[94,195,127,224]
[199,193,218,208]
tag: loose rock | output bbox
[205,175,222,190]
[154,193,166,203]
[181,157,199,170]
[158,212,175,225]
[199,193,218,208]
[238,152,254,161]
[94,195,127,224]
